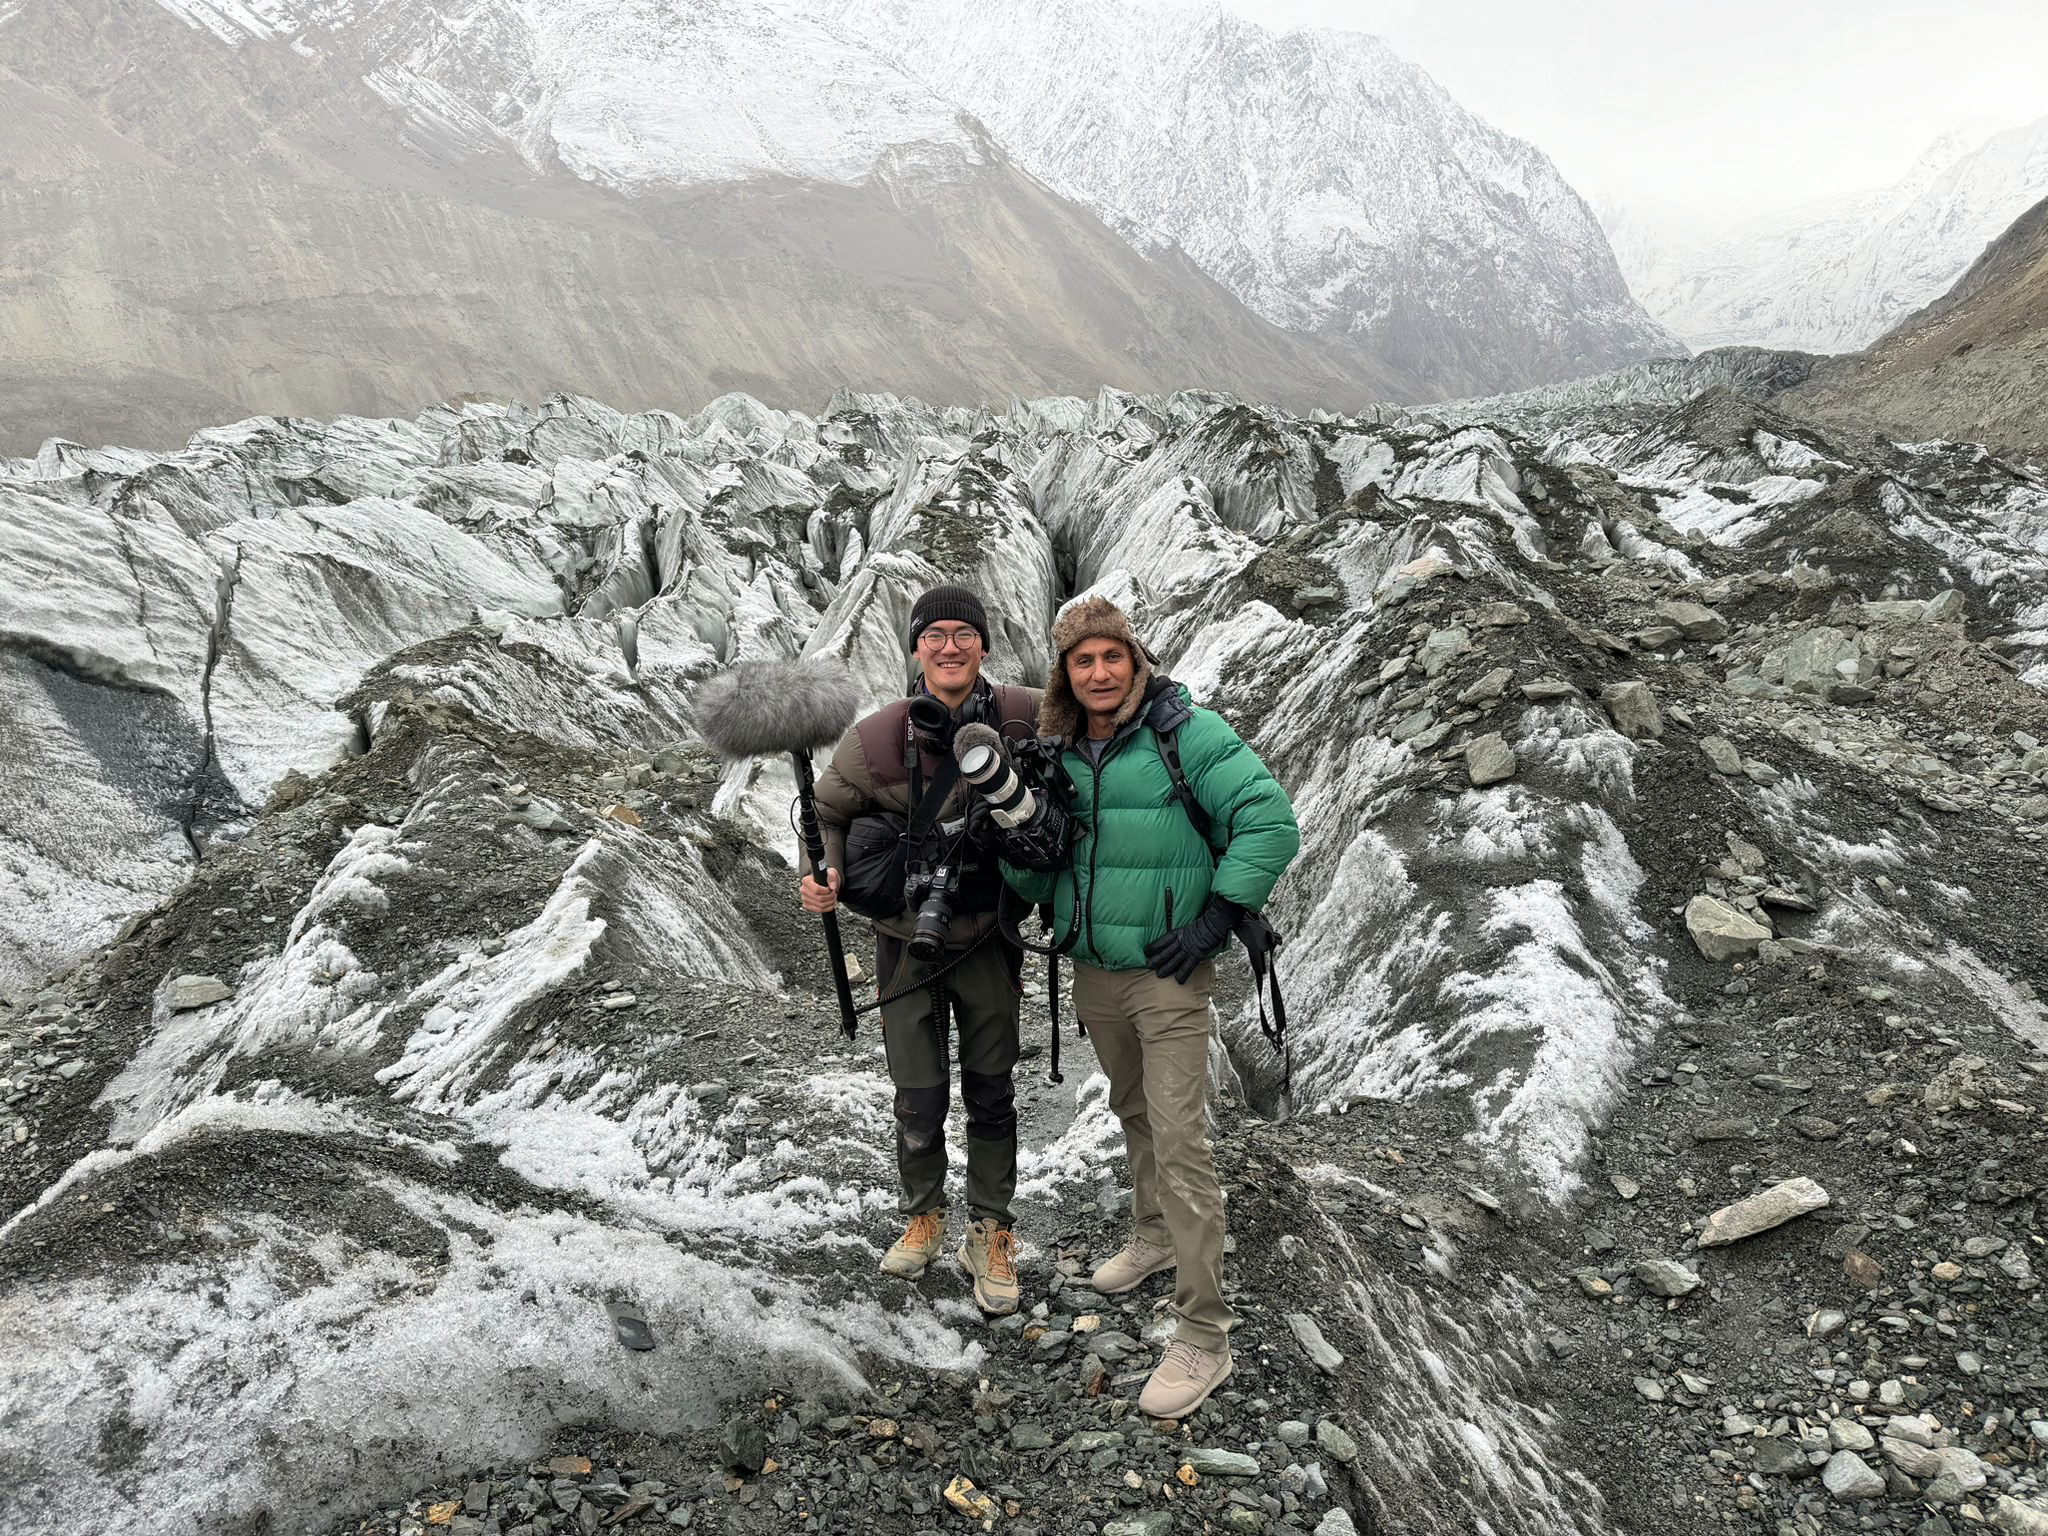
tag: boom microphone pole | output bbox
[696,655,863,1039]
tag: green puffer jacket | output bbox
[1001,680,1300,971]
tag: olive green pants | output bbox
[1072,958,1235,1351]
[877,934,1021,1226]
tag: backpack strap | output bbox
[1155,720,1217,853]
[1158,715,1289,1084]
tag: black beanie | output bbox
[907,584,991,650]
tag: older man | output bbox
[998,595,1299,1417]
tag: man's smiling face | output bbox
[916,622,984,702]
[1067,636,1134,727]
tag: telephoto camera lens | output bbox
[955,724,1037,829]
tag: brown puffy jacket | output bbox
[812,680,1041,947]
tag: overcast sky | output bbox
[1211,0,2048,237]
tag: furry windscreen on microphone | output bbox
[696,656,862,758]
[952,721,1003,767]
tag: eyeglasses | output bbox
[918,627,982,652]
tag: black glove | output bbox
[963,794,998,850]
[1143,897,1243,984]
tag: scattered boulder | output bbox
[717,1415,767,1475]
[1821,1450,1885,1502]
[1696,1176,1831,1247]
[1285,1312,1344,1374]
[1656,600,1727,641]
[166,974,233,1012]
[1464,733,1518,786]
[1698,735,1743,775]
[1683,895,1772,962]
[1632,1258,1701,1297]
[1601,680,1664,739]
[1923,588,1966,623]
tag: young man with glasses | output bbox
[798,585,1039,1315]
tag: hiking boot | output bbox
[957,1217,1021,1316]
[1137,1338,1233,1419]
[1089,1235,1174,1294]
[880,1210,947,1278]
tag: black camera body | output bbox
[904,849,960,963]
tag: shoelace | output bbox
[987,1227,1018,1282]
[903,1212,943,1248]
[1159,1339,1211,1377]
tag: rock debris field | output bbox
[0,383,2045,1536]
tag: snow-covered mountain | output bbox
[0,0,1676,449]
[838,0,1679,397]
[1611,115,2048,354]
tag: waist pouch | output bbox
[841,811,1002,922]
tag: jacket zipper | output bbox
[1079,725,1142,963]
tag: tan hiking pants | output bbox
[1071,959,1234,1350]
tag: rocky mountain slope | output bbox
[0,0,1676,453]
[4,383,2047,1536]
[1788,195,2048,464]
[840,0,1679,398]
[0,0,1406,454]
[1610,116,2048,354]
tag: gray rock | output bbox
[1696,1177,1831,1247]
[1464,733,1518,787]
[1009,1423,1054,1451]
[718,1416,768,1475]
[1276,1420,1312,1448]
[1600,679,1664,739]
[1657,599,1728,641]
[1633,1376,1666,1402]
[167,974,233,1012]
[1684,894,1773,962]
[1458,665,1514,703]
[1315,1418,1359,1464]
[1821,1450,1885,1502]
[1828,1418,1874,1452]
[1390,708,1437,743]
[1882,1435,1945,1478]
[1185,1447,1261,1478]
[1521,678,1575,700]
[1418,626,1472,677]
[1922,589,1966,623]
[1632,1258,1701,1297]
[1314,1513,1359,1536]
[1699,735,1744,775]
[1782,628,1858,695]
[1755,1437,1813,1477]
[1285,1312,1344,1374]
[1994,1495,2048,1536]
[1103,1515,1175,1536]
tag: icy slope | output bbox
[4,386,2048,1535]
[1613,115,2048,352]
[836,0,1679,395]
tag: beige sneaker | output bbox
[1138,1338,1233,1419]
[880,1211,947,1278]
[957,1218,1021,1316]
[1089,1235,1175,1294]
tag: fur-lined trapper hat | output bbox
[1040,595,1158,741]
